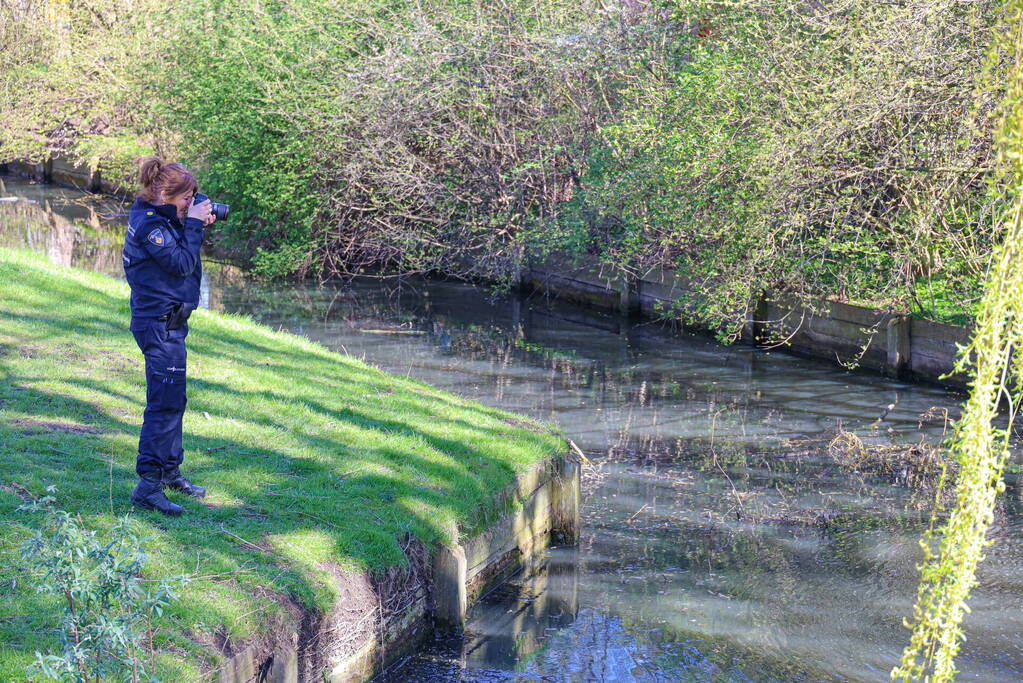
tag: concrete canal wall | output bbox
[214,454,580,683]
[1,157,125,195]
[524,256,972,388]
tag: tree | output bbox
[894,1,1023,678]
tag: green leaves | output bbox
[1,0,1001,321]
[893,1,1023,679]
[556,0,998,332]
[19,490,187,683]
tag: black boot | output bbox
[131,477,183,517]
[163,468,206,498]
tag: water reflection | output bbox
[0,177,127,275]
[3,176,1023,682]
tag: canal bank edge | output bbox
[2,158,123,195]
[0,248,570,682]
[213,454,581,683]
[523,256,971,389]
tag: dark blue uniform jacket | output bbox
[123,198,204,330]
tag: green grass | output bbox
[0,248,564,680]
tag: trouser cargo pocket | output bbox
[146,367,187,411]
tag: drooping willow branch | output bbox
[893,1,1023,679]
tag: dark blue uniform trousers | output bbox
[133,320,188,479]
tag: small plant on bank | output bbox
[18,488,188,683]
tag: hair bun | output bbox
[136,157,197,204]
[138,155,165,189]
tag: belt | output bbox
[158,303,183,321]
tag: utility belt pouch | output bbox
[166,303,196,330]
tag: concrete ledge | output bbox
[431,455,580,634]
[526,255,972,388]
[213,452,580,683]
[3,155,126,194]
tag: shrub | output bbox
[19,489,187,683]
[162,0,619,280]
[557,0,1001,330]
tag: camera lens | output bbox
[193,193,229,221]
[211,203,230,222]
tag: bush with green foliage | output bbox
[0,0,167,180]
[0,0,1003,321]
[549,0,1001,331]
[161,0,620,279]
[19,489,187,683]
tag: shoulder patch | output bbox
[146,210,154,216]
[147,228,165,246]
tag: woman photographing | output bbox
[123,157,215,516]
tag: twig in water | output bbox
[628,503,649,523]
[567,439,589,463]
[713,454,746,521]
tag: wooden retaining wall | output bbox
[524,256,971,388]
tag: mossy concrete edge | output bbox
[524,256,971,389]
[214,451,580,683]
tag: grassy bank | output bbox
[0,248,564,680]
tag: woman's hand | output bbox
[204,212,217,226]
[187,198,212,223]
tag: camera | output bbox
[193,192,230,222]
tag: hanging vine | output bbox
[894,1,1023,679]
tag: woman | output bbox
[123,157,215,516]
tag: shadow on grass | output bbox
[0,252,562,675]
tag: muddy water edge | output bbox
[2,176,1023,682]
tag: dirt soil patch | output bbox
[500,415,548,433]
[9,418,105,434]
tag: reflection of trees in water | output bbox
[582,458,927,676]
[577,393,959,655]
[201,262,263,312]
[536,607,822,682]
[581,513,871,676]
[0,199,125,275]
[203,273,974,530]
[614,610,835,682]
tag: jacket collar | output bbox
[134,197,182,222]
[153,202,181,221]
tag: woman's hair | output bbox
[137,156,198,204]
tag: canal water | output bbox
[3,176,1022,682]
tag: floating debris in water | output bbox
[826,427,953,492]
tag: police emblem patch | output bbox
[147,229,165,246]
